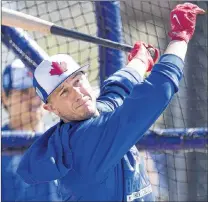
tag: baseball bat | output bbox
[2,7,157,58]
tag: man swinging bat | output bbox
[17,3,205,201]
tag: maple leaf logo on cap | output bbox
[49,61,67,76]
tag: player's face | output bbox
[44,72,98,122]
[3,88,42,129]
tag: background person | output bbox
[2,59,61,201]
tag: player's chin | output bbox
[79,104,97,120]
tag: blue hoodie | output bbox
[2,125,61,201]
[17,54,184,201]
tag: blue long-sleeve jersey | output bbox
[17,54,184,201]
[1,125,61,201]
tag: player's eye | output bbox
[74,78,81,86]
[60,89,68,97]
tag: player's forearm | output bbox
[150,53,184,92]
[126,58,147,79]
[113,54,184,145]
[98,66,144,109]
[164,40,188,61]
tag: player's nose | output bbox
[73,87,85,101]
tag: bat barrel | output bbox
[2,7,156,59]
[2,7,53,34]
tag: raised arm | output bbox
[97,42,159,111]
[72,3,205,175]
[75,52,184,176]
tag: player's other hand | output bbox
[128,41,159,72]
[168,3,205,43]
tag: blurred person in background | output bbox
[2,59,43,131]
[1,59,60,201]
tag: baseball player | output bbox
[2,59,43,131]
[2,59,61,201]
[17,3,205,201]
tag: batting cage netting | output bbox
[1,1,208,201]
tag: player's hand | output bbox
[168,3,205,43]
[128,41,159,72]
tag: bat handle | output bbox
[147,47,160,63]
[123,44,159,62]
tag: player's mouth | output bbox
[76,96,92,109]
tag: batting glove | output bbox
[128,41,160,72]
[168,3,205,43]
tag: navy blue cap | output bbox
[3,59,33,92]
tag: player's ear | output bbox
[43,103,54,112]
[43,103,59,116]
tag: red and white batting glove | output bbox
[168,3,205,43]
[128,41,160,72]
